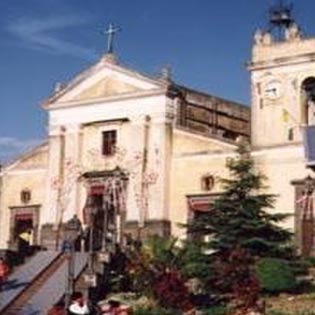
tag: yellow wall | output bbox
[170,135,308,241]
[173,129,235,155]
[170,130,235,239]
[0,147,48,248]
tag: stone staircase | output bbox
[1,254,66,315]
[0,251,60,313]
[0,251,88,315]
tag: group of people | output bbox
[68,292,90,315]
[47,292,91,315]
[0,228,32,292]
[0,257,10,291]
[17,228,33,261]
[47,292,130,315]
[101,300,130,315]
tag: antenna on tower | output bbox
[268,0,294,40]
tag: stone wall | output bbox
[176,87,250,142]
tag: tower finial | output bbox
[268,0,295,40]
[104,23,121,54]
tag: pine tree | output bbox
[187,141,295,312]
[190,140,293,259]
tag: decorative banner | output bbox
[296,188,315,256]
[303,126,315,167]
[15,213,33,221]
[187,195,218,212]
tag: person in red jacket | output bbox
[101,300,131,315]
[0,257,10,291]
[47,301,66,315]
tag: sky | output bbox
[1,0,315,163]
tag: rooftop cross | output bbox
[104,23,121,54]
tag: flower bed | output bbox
[266,293,315,315]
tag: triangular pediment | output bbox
[72,75,141,101]
[5,142,48,172]
[44,56,167,108]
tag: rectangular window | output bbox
[102,130,117,156]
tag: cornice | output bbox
[44,88,167,110]
[248,52,315,71]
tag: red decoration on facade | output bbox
[297,191,315,256]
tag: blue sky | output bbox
[1,0,314,162]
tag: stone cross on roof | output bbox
[104,23,121,54]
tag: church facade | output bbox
[0,13,315,255]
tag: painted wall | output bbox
[0,146,48,248]
[170,138,309,241]
[250,32,315,148]
[44,88,172,228]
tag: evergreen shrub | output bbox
[133,307,180,315]
[201,305,230,315]
[256,258,296,293]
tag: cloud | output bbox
[6,15,97,61]
[0,137,42,163]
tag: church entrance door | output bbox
[14,214,33,239]
[9,206,40,249]
[82,170,128,252]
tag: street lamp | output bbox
[305,175,315,194]
[100,167,128,256]
[63,215,82,309]
[83,196,98,287]
[112,167,128,246]
[98,199,111,264]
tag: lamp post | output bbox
[83,197,98,287]
[113,167,128,246]
[63,215,82,309]
[98,199,111,264]
[100,168,128,255]
[305,175,315,195]
[63,239,74,310]
[89,208,97,272]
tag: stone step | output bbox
[16,252,88,315]
[0,251,60,313]
[1,254,66,315]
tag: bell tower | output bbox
[248,2,315,148]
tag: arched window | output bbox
[301,77,315,125]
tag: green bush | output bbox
[256,258,296,293]
[133,307,180,315]
[303,256,315,267]
[201,305,230,315]
[289,259,312,276]
[179,242,213,280]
